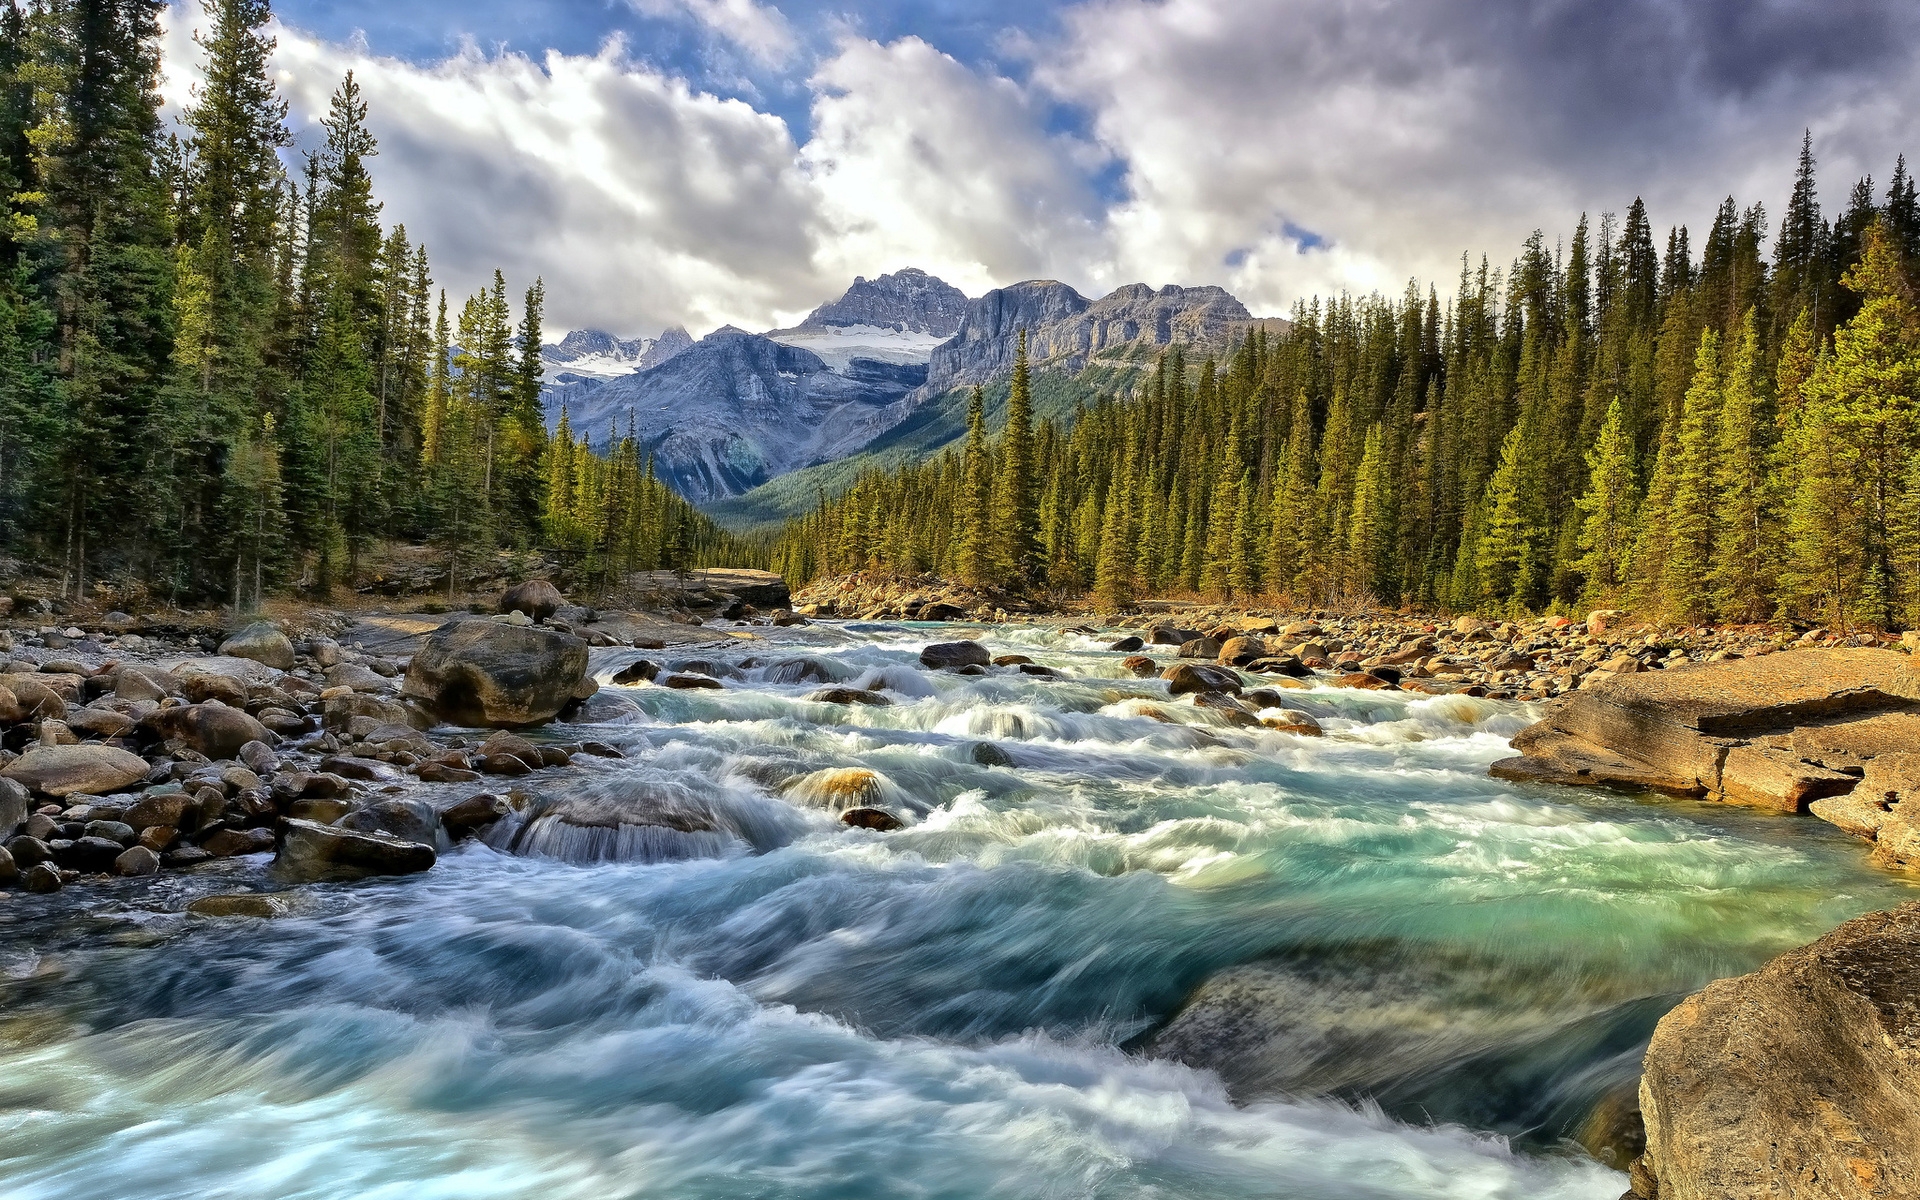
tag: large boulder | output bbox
[137,702,271,759]
[1491,649,1920,811]
[401,619,595,728]
[919,641,991,670]
[485,777,806,865]
[500,579,564,622]
[218,621,296,671]
[276,818,436,881]
[3,744,150,797]
[1162,662,1242,696]
[1629,901,1920,1199]
[0,777,29,838]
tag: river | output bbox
[1,620,1913,1199]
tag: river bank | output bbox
[1,587,1917,1198]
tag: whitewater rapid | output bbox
[1,620,1912,1199]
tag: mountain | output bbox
[765,267,968,370]
[918,281,1256,399]
[549,326,926,502]
[543,325,693,378]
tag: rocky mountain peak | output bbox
[796,267,969,337]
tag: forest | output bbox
[772,139,1920,629]
[0,0,744,608]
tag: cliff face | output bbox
[1630,901,1920,1200]
[794,267,968,336]
[920,281,1257,398]
[567,327,922,501]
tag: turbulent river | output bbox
[2,621,1915,1199]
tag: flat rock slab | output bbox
[1492,649,1920,813]
[1631,901,1920,1199]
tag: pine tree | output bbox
[1662,329,1721,620]
[1574,397,1636,600]
[957,385,993,586]
[1711,309,1771,620]
[992,330,1038,582]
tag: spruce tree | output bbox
[1574,397,1636,600]
[992,330,1037,582]
[1662,329,1721,621]
[957,385,993,586]
[1711,309,1772,620]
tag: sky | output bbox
[156,0,1920,339]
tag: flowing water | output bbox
[2,621,1914,1199]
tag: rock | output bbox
[1261,710,1324,736]
[84,819,134,845]
[202,827,276,857]
[919,641,992,670]
[1149,625,1198,646]
[0,776,28,838]
[416,762,482,783]
[137,703,271,760]
[763,657,838,685]
[3,744,150,797]
[6,835,51,866]
[1216,636,1266,666]
[500,579,564,621]
[1107,635,1144,652]
[402,619,595,727]
[187,893,288,918]
[218,621,296,670]
[1178,637,1223,659]
[137,825,177,852]
[287,797,353,824]
[661,673,724,691]
[1120,655,1159,678]
[841,806,902,831]
[1246,656,1313,678]
[440,793,511,839]
[0,843,12,885]
[123,791,191,832]
[1630,901,1920,1199]
[324,663,391,693]
[0,675,64,721]
[610,659,660,685]
[180,672,247,705]
[322,691,427,735]
[1587,608,1628,637]
[1491,649,1920,810]
[113,668,170,702]
[1336,671,1394,690]
[336,797,439,846]
[113,844,159,876]
[62,834,125,871]
[971,742,1012,766]
[805,687,892,706]
[276,818,435,881]
[319,755,402,783]
[1162,663,1242,696]
[67,708,135,739]
[22,862,60,892]
[162,846,214,868]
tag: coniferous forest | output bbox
[774,139,1920,629]
[0,0,742,608]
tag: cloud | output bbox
[1037,0,1920,313]
[800,36,1106,298]
[156,0,1920,338]
[625,0,798,66]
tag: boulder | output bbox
[1629,901,1920,1199]
[137,702,271,760]
[1178,637,1223,659]
[610,659,660,685]
[322,691,428,734]
[336,797,440,846]
[919,641,992,670]
[1216,636,1266,666]
[113,844,159,876]
[805,687,893,707]
[1491,649,1920,811]
[123,791,192,832]
[67,708,135,739]
[1162,662,1243,696]
[188,893,289,918]
[0,776,29,838]
[401,618,594,728]
[1107,635,1144,652]
[500,579,564,622]
[113,668,170,702]
[202,827,276,857]
[439,793,511,840]
[0,844,13,885]
[324,663,391,693]
[22,862,60,893]
[276,818,436,881]
[1120,655,1159,678]
[3,744,150,797]
[661,673,724,691]
[218,621,296,670]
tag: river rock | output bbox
[202,827,276,857]
[337,797,440,846]
[1108,636,1144,652]
[486,777,802,865]
[919,641,991,670]
[0,676,66,722]
[1120,655,1159,678]
[1178,637,1223,659]
[276,818,436,881]
[113,844,159,876]
[1491,649,1920,810]
[138,702,271,760]
[3,744,150,797]
[500,579,564,621]
[0,843,13,884]
[661,673,724,690]
[1629,901,1920,1199]
[188,893,289,918]
[402,618,595,727]
[440,793,511,839]
[324,663,391,693]
[1162,663,1242,696]
[805,687,892,706]
[218,621,296,671]
[0,776,29,838]
[113,668,170,703]
[22,862,60,892]
[61,834,125,871]
[610,659,660,685]
[1216,636,1266,666]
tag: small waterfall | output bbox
[485,772,813,864]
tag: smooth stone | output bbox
[276,818,435,881]
[2,744,150,797]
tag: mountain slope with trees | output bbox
[774,138,1920,629]
[0,0,744,605]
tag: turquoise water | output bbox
[1,622,1911,1199]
